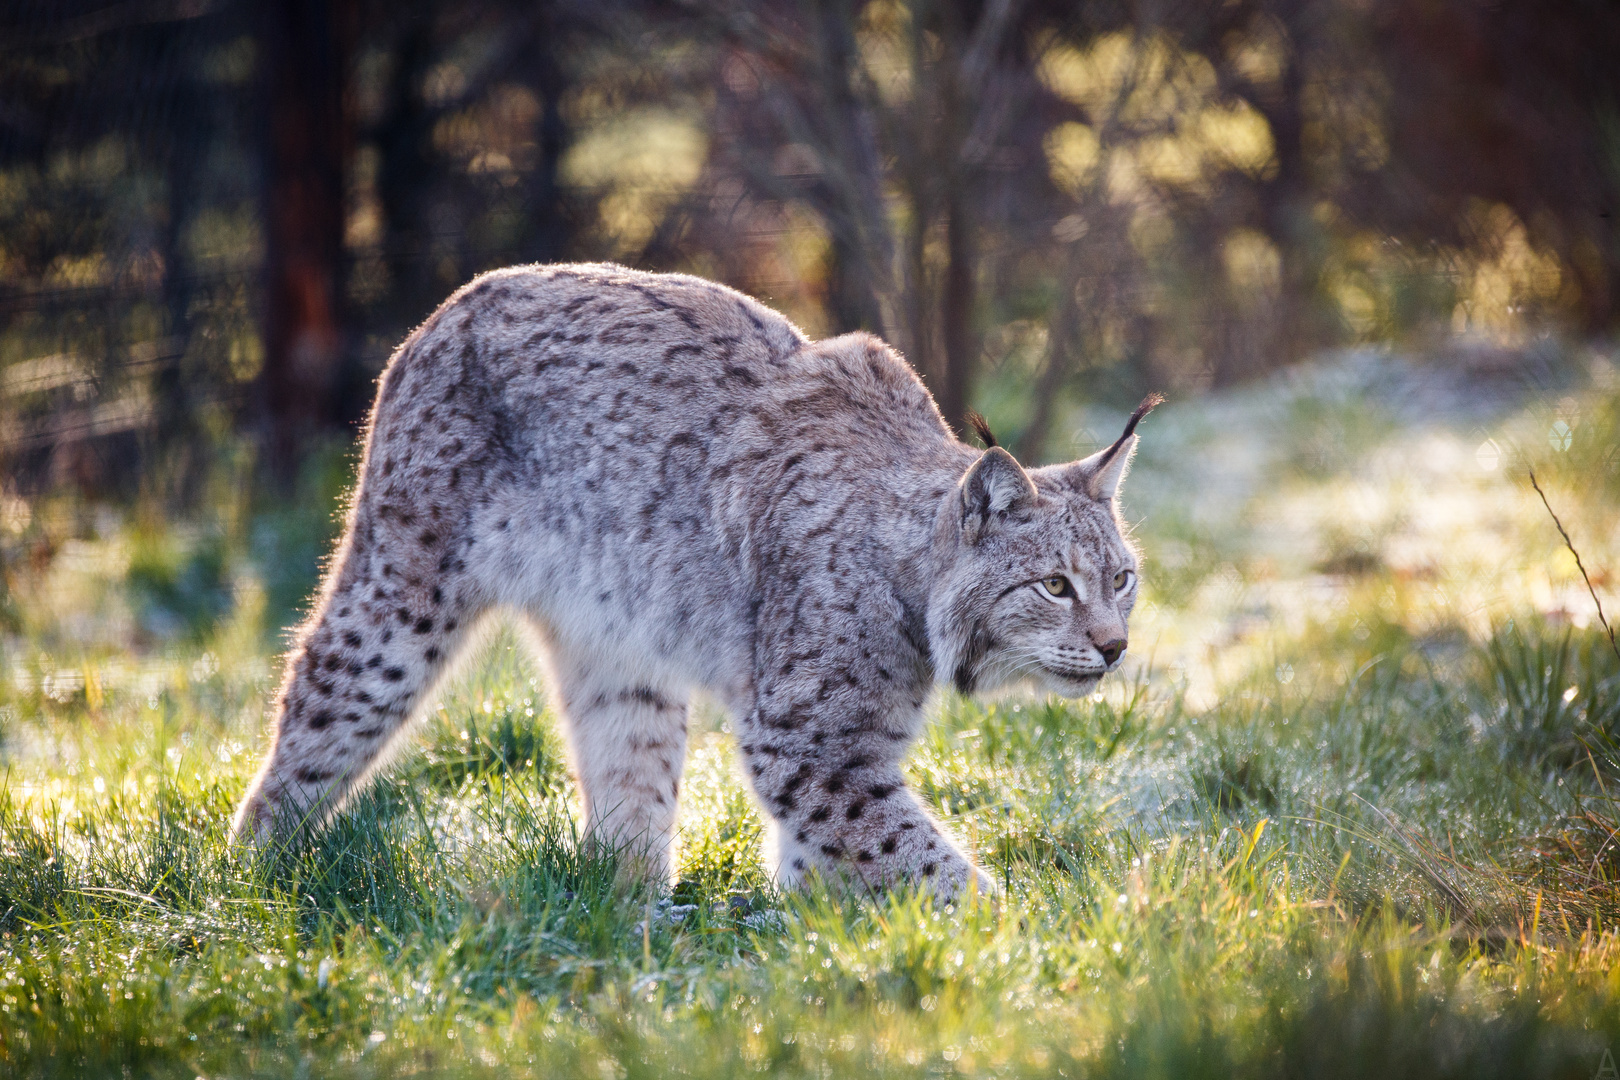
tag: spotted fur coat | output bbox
[232,263,1155,899]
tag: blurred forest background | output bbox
[1,0,1619,649]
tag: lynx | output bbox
[232,263,1156,898]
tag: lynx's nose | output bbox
[1096,638,1127,666]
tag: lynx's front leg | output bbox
[739,619,992,899]
[549,643,690,885]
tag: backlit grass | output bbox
[1,616,1619,1078]
[3,353,1619,1076]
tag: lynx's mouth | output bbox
[1036,663,1105,696]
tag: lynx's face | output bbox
[926,398,1159,699]
[965,490,1140,696]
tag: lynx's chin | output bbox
[1033,667,1104,698]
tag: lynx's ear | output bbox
[960,446,1037,545]
[1062,393,1163,502]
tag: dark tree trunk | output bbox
[258,0,357,478]
[824,229,885,334]
[1016,245,1086,463]
[1248,47,1316,384]
[157,43,202,456]
[938,184,976,435]
[812,0,893,339]
[524,17,569,266]
[375,7,440,331]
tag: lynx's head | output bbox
[926,395,1161,698]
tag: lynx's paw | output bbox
[228,772,312,856]
[922,855,998,905]
[228,785,280,856]
[772,825,995,904]
[581,830,677,892]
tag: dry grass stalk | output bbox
[1528,467,1620,665]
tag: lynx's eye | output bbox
[1112,568,1135,592]
[1040,576,1072,597]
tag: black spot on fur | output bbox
[383,667,406,682]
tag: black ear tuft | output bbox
[1090,392,1163,480]
[1118,393,1164,443]
[1055,391,1164,501]
[965,411,998,448]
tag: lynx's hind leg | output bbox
[547,641,690,886]
[231,525,488,848]
[232,494,496,847]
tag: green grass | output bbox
[3,359,1620,1076]
[1,616,1619,1078]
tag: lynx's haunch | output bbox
[232,263,1157,899]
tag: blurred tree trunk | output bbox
[376,7,438,329]
[155,19,207,490]
[523,13,570,266]
[712,0,1029,425]
[156,102,203,496]
[938,184,976,434]
[1247,43,1315,384]
[812,0,897,339]
[258,0,358,480]
[524,39,570,265]
[824,232,886,334]
[1015,243,1085,462]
